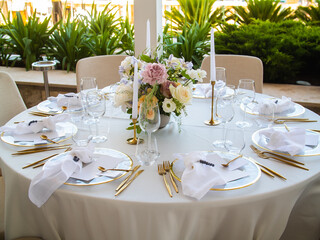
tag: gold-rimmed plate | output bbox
[241,100,305,118]
[170,151,261,191]
[1,122,77,147]
[48,148,133,186]
[252,127,320,157]
[37,100,64,114]
[192,84,235,99]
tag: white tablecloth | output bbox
[1,96,320,240]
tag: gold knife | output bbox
[115,170,144,196]
[254,161,286,180]
[115,165,141,191]
[260,167,275,178]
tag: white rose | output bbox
[114,83,133,108]
[162,98,176,113]
[121,57,134,74]
[169,84,192,104]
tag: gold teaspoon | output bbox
[40,135,58,144]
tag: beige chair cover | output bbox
[200,54,263,93]
[76,55,127,91]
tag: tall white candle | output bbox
[146,19,151,56]
[210,28,216,82]
[132,61,139,119]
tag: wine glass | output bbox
[214,67,226,121]
[136,100,160,166]
[236,79,255,128]
[72,120,93,147]
[80,77,97,124]
[224,128,245,154]
[85,89,107,143]
[213,85,235,148]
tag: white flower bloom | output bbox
[186,69,207,82]
[114,83,133,110]
[169,84,192,104]
[162,98,176,113]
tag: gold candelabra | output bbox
[127,118,144,145]
[204,81,220,126]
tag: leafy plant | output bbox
[0,25,14,66]
[47,13,91,72]
[2,11,57,70]
[295,0,320,25]
[118,3,135,55]
[232,0,294,24]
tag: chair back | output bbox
[0,71,27,125]
[200,54,263,93]
[76,55,127,91]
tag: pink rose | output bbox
[160,80,178,98]
[141,63,168,86]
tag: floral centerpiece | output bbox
[114,54,207,131]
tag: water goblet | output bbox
[80,77,97,124]
[224,128,245,154]
[72,120,93,147]
[86,89,107,143]
[236,79,255,128]
[136,100,161,166]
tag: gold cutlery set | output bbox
[158,161,179,197]
[250,145,308,180]
[115,165,144,196]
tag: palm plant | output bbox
[232,0,294,25]
[295,0,320,25]
[2,12,57,70]
[164,0,226,31]
[47,13,91,72]
[118,4,135,55]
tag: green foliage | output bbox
[164,0,226,31]
[118,4,135,55]
[295,0,320,25]
[232,0,294,24]
[1,12,57,70]
[163,23,210,69]
[215,20,320,83]
[0,25,14,66]
[47,13,91,72]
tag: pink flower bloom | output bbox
[160,80,178,98]
[141,63,168,86]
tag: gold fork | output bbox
[158,164,172,197]
[163,161,179,193]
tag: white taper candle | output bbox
[132,61,139,119]
[210,28,216,82]
[146,19,151,56]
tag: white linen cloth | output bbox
[258,127,318,156]
[0,113,70,135]
[48,93,80,108]
[29,144,94,208]
[193,81,225,98]
[253,96,295,115]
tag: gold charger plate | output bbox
[1,122,77,147]
[252,127,320,157]
[48,148,133,186]
[170,151,261,191]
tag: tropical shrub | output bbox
[232,0,294,25]
[295,0,320,26]
[1,12,57,70]
[0,26,14,66]
[215,20,320,84]
[118,4,135,55]
[46,13,91,72]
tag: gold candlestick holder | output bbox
[204,81,221,126]
[127,118,144,145]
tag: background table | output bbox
[1,95,320,240]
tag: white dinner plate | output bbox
[241,100,305,118]
[252,127,320,157]
[171,151,261,191]
[48,148,133,186]
[1,122,77,147]
[37,100,64,114]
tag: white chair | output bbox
[76,55,127,91]
[0,71,27,126]
[200,54,264,93]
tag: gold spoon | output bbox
[40,135,58,144]
[61,106,67,113]
[221,155,243,167]
[98,166,132,172]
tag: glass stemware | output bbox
[72,120,93,147]
[212,85,235,148]
[85,89,107,143]
[214,67,226,122]
[224,128,245,154]
[136,100,160,166]
[80,77,98,124]
[236,79,255,128]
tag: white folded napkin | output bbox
[175,151,248,200]
[47,93,80,108]
[252,96,295,115]
[258,127,318,156]
[193,80,226,98]
[29,144,95,207]
[0,114,70,135]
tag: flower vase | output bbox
[159,114,171,129]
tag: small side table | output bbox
[32,61,56,98]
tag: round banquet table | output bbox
[1,94,320,240]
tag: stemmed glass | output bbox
[236,79,255,128]
[212,85,235,148]
[224,128,245,155]
[85,89,107,143]
[136,100,160,166]
[80,77,97,124]
[214,67,226,121]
